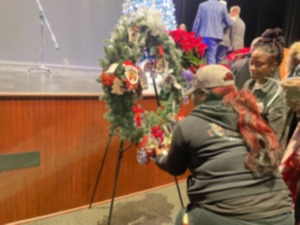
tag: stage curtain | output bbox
[255,0,286,36]
[174,0,300,47]
[173,0,202,32]
[282,0,300,47]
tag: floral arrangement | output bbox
[169,29,207,71]
[226,47,251,64]
[98,8,184,164]
[169,29,207,93]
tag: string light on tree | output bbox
[122,0,177,31]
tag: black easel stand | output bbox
[151,76,184,208]
[89,129,114,209]
[107,140,133,225]
[89,75,184,225]
[89,129,133,225]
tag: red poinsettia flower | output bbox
[169,29,207,71]
[189,66,196,74]
[227,47,251,62]
[170,30,207,54]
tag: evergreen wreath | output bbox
[98,8,183,155]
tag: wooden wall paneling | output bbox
[0,96,193,224]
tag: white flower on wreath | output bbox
[134,8,167,37]
[111,22,125,40]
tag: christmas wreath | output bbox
[98,8,183,163]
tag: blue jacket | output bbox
[192,0,232,40]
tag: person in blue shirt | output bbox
[192,0,232,64]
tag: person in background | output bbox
[178,23,187,31]
[229,6,246,51]
[216,25,231,64]
[284,41,300,143]
[216,5,246,64]
[283,41,300,225]
[154,64,293,225]
[219,0,227,6]
[243,27,288,147]
[192,0,232,64]
[286,41,300,78]
[231,36,261,89]
[231,28,283,90]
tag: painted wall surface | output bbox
[0,0,123,68]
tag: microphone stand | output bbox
[28,0,60,74]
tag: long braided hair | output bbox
[211,85,282,177]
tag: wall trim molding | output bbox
[0,60,102,72]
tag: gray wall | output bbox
[0,0,123,68]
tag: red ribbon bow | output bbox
[133,103,144,127]
[151,124,164,145]
[158,45,164,56]
[175,109,186,121]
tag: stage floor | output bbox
[0,63,102,95]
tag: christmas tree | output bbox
[122,0,177,31]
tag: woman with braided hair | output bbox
[154,65,293,225]
[243,27,290,147]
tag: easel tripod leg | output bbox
[175,176,184,208]
[107,140,125,225]
[152,76,184,208]
[89,130,114,208]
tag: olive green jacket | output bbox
[243,78,290,147]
